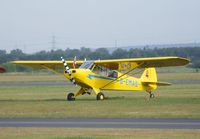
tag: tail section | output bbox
[140,68,157,83]
[140,68,171,92]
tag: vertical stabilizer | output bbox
[140,68,157,82]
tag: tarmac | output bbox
[0,118,199,129]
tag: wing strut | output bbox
[41,65,63,75]
[100,62,144,89]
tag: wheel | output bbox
[150,93,155,98]
[67,93,75,101]
[96,92,105,100]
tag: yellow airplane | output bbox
[12,56,189,101]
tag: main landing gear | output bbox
[67,93,75,101]
[149,92,155,98]
[150,93,155,98]
[66,92,105,101]
[96,92,105,100]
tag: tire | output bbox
[96,92,105,100]
[67,93,75,101]
[150,93,155,98]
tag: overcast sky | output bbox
[0,0,200,53]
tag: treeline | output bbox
[0,47,200,71]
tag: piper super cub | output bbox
[12,56,189,101]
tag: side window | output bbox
[113,71,118,78]
[92,65,108,77]
[108,70,118,78]
[92,64,118,78]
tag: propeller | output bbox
[61,57,76,85]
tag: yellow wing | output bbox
[11,57,189,71]
[11,60,84,71]
[94,57,189,70]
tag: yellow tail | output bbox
[140,68,171,87]
[140,68,157,83]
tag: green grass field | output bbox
[0,70,200,118]
[0,67,199,82]
[0,73,66,82]
[0,128,200,139]
[0,84,199,118]
[0,69,200,138]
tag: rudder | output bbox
[140,68,157,82]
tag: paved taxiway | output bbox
[0,118,199,129]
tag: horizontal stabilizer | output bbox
[142,81,171,86]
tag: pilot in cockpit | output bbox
[108,70,118,78]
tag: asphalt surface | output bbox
[0,118,199,129]
[0,80,200,87]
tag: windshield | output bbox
[79,61,94,69]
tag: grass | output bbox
[0,128,200,139]
[0,84,200,118]
[0,70,200,138]
[0,73,66,82]
[157,72,200,81]
[1,67,200,82]
[0,71,200,118]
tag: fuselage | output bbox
[64,68,155,91]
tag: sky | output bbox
[0,0,200,53]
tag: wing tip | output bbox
[10,61,17,64]
[177,57,190,66]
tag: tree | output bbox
[111,48,128,59]
[79,47,91,59]
[89,48,110,60]
[1,46,200,72]
[0,50,7,64]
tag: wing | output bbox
[11,60,84,71]
[94,57,189,70]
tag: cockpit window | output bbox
[92,64,118,78]
[108,70,118,78]
[79,61,94,69]
[92,65,108,76]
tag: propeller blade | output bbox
[61,57,76,85]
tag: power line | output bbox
[51,35,56,50]
[115,40,117,47]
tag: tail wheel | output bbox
[96,92,105,100]
[150,93,155,98]
[67,93,75,101]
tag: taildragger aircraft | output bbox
[12,56,189,101]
